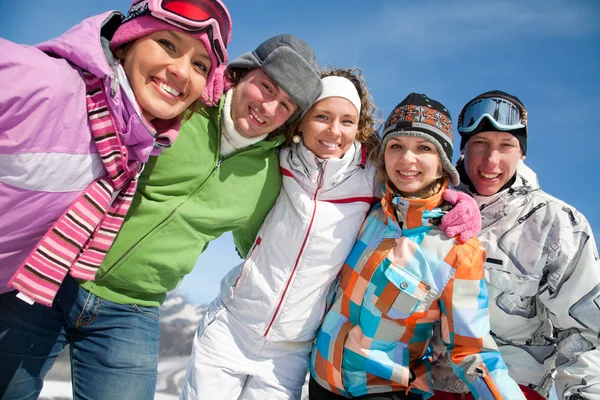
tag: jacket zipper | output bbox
[232,236,261,296]
[263,160,326,337]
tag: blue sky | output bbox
[2,0,599,308]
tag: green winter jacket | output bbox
[79,97,285,307]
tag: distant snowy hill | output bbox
[159,291,208,357]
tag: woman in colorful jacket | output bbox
[0,0,231,306]
[181,75,484,400]
[310,93,525,400]
[430,91,600,400]
[0,27,323,400]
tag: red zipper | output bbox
[263,161,326,337]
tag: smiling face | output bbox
[298,97,359,159]
[120,30,212,122]
[462,131,525,195]
[384,136,442,197]
[230,69,299,138]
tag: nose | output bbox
[328,120,342,136]
[261,100,279,117]
[483,148,500,166]
[167,55,190,83]
[400,149,417,163]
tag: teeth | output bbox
[480,172,500,179]
[320,141,339,149]
[399,171,419,176]
[250,108,265,123]
[158,81,181,97]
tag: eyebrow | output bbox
[164,30,212,62]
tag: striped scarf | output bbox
[8,72,141,306]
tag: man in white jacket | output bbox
[431,90,600,400]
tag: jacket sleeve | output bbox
[538,209,600,400]
[440,240,525,399]
[231,216,264,259]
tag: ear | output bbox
[461,149,464,156]
[521,153,526,160]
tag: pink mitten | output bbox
[440,189,481,243]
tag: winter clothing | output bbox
[438,190,482,244]
[310,183,525,399]
[312,76,362,114]
[181,297,313,400]
[457,90,527,155]
[182,140,379,398]
[0,12,180,296]
[8,73,144,306]
[228,34,322,112]
[380,93,459,186]
[431,162,600,400]
[78,95,285,307]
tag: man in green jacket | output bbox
[83,34,323,307]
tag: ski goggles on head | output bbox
[146,0,232,65]
[457,95,527,133]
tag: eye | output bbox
[389,143,402,149]
[315,114,328,121]
[419,145,433,151]
[280,101,290,112]
[342,118,356,125]
[158,39,175,52]
[193,61,208,74]
[261,83,273,93]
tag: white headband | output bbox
[312,76,361,114]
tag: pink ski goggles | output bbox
[129,0,232,65]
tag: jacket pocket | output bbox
[375,264,438,319]
[220,236,262,304]
[106,212,204,294]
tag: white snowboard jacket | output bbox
[432,162,600,400]
[219,141,378,344]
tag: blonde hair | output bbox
[284,67,382,162]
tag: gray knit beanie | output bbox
[227,34,322,112]
[380,93,460,186]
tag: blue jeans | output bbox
[0,275,160,400]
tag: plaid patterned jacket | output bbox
[310,184,525,399]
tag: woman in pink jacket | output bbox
[0,0,231,304]
[0,0,230,398]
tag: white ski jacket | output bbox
[431,162,600,400]
[219,141,378,343]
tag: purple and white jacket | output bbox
[0,11,179,294]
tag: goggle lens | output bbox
[458,97,525,133]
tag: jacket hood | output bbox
[36,11,122,80]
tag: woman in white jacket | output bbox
[181,69,481,400]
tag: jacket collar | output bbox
[289,141,366,183]
[381,181,447,233]
[458,162,539,218]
